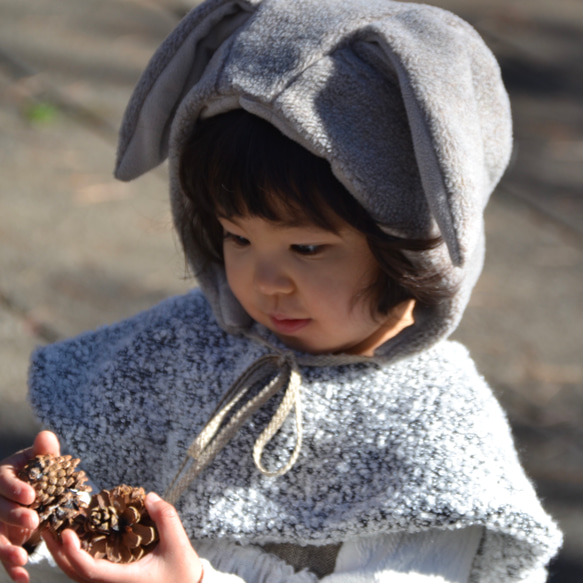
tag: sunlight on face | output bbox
[219,212,414,356]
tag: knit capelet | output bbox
[29,290,561,583]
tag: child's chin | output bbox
[273,333,335,356]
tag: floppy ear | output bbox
[358,8,512,266]
[115,0,258,181]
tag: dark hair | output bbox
[178,109,452,316]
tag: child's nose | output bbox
[253,260,294,295]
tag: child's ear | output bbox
[115,0,258,182]
[355,9,512,267]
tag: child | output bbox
[0,0,562,581]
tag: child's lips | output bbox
[269,315,311,334]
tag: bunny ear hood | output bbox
[115,0,512,363]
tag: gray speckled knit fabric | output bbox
[29,290,561,582]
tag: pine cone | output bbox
[75,485,159,563]
[19,454,92,537]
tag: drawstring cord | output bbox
[164,329,371,506]
[164,351,303,505]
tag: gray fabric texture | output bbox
[260,542,341,578]
[29,291,561,583]
[113,0,512,365]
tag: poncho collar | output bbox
[165,330,373,504]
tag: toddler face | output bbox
[219,211,412,355]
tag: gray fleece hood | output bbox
[114,0,512,363]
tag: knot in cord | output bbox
[164,351,303,505]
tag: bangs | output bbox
[182,109,343,231]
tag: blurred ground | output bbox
[0,0,582,581]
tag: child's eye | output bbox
[291,244,323,256]
[223,232,249,247]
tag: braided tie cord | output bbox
[164,352,303,505]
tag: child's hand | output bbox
[44,492,204,583]
[0,430,61,583]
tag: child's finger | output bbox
[0,431,60,507]
[0,455,36,507]
[0,497,38,532]
[0,520,37,556]
[146,493,193,557]
[31,431,61,458]
[42,530,85,583]
[0,521,37,550]
[46,529,139,583]
[0,531,30,583]
[0,531,28,567]
[146,492,203,579]
[0,562,30,583]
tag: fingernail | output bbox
[17,546,29,566]
[63,528,80,550]
[16,484,35,506]
[148,492,161,502]
[21,510,38,530]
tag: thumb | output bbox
[2,431,61,507]
[146,493,192,555]
[32,431,61,457]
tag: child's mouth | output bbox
[269,316,311,335]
